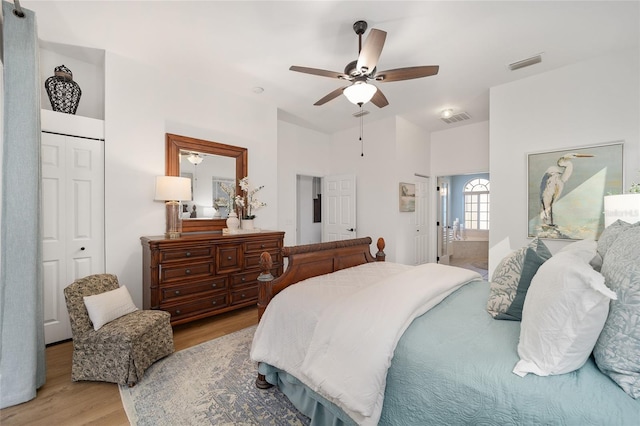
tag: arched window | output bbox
[464,178,490,230]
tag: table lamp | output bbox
[155,176,192,239]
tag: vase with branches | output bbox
[234,176,266,220]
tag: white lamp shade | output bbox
[604,194,640,227]
[343,82,377,105]
[155,176,192,201]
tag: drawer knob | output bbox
[175,310,181,315]
[261,244,265,248]
[212,300,217,305]
[212,283,217,288]
[185,251,191,257]
[174,290,181,295]
[227,256,232,260]
[241,277,246,282]
[241,293,245,298]
[185,269,191,274]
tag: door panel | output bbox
[414,180,429,265]
[323,174,356,242]
[42,132,104,344]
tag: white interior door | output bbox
[323,174,356,242]
[414,180,429,264]
[437,177,451,265]
[42,132,104,344]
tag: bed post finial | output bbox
[376,237,386,261]
[256,252,275,390]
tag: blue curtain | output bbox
[0,0,45,408]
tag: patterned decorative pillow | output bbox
[486,238,552,320]
[593,226,640,398]
[596,220,637,260]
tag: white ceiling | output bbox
[22,1,640,134]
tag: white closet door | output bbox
[323,174,356,242]
[42,132,104,344]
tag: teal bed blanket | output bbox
[261,280,640,425]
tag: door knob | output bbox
[347,228,355,232]
[80,247,86,251]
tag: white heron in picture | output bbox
[540,153,594,226]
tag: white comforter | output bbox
[250,262,481,425]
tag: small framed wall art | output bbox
[399,182,416,212]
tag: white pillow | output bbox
[513,251,616,377]
[83,285,138,330]
[558,238,597,263]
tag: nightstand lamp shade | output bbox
[155,176,192,239]
[604,194,640,227]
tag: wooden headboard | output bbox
[257,236,385,320]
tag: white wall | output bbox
[394,117,430,264]
[430,121,490,177]
[277,120,331,247]
[327,116,431,263]
[429,121,490,262]
[490,49,640,266]
[104,52,278,307]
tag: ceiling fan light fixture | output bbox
[344,82,377,105]
[187,153,204,165]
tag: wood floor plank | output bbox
[0,306,258,425]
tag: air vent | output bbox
[353,109,370,118]
[508,54,542,71]
[441,111,471,124]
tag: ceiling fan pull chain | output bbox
[360,106,364,157]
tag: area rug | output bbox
[119,325,309,425]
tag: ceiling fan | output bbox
[290,20,439,108]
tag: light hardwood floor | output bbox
[0,306,258,426]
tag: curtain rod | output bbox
[13,0,25,18]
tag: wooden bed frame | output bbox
[254,236,386,388]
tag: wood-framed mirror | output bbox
[166,133,247,233]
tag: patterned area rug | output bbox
[119,325,309,425]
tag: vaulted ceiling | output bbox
[23,1,640,134]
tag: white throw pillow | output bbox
[83,285,138,330]
[513,251,616,377]
[558,238,597,263]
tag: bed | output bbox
[250,232,640,425]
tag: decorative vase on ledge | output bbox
[241,219,254,230]
[226,211,240,231]
[45,65,82,114]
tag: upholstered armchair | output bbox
[63,274,174,386]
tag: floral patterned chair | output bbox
[63,274,174,386]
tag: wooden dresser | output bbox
[141,231,284,325]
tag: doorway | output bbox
[296,175,322,245]
[437,173,489,279]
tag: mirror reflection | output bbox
[179,150,236,219]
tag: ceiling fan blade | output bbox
[356,29,387,74]
[290,66,348,80]
[314,87,347,106]
[370,87,389,108]
[376,65,439,82]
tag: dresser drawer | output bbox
[163,293,229,320]
[160,262,214,284]
[160,277,227,302]
[231,267,279,288]
[159,246,213,263]
[244,239,281,253]
[244,250,281,269]
[230,286,259,305]
[216,245,242,273]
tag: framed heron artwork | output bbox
[527,142,623,240]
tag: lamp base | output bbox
[165,200,183,239]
